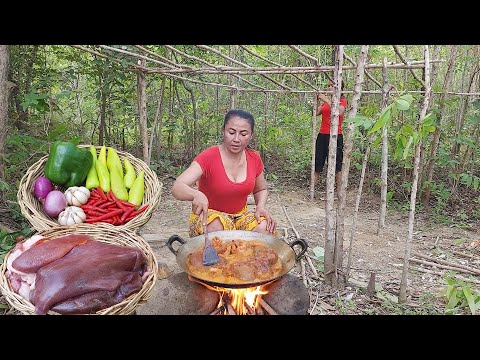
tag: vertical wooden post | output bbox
[378,58,389,234]
[310,93,318,200]
[137,59,149,163]
[324,45,344,286]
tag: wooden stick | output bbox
[281,205,300,239]
[300,258,308,287]
[366,272,376,297]
[259,298,277,315]
[306,255,319,277]
[256,304,264,315]
[408,265,480,285]
[245,302,255,315]
[409,257,478,275]
[442,247,476,259]
[412,252,480,275]
[309,289,321,315]
[210,307,222,315]
[226,303,237,315]
[434,235,441,247]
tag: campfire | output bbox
[189,276,277,315]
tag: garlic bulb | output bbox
[58,206,87,226]
[64,186,90,206]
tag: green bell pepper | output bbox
[44,141,93,187]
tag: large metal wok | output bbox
[167,230,307,289]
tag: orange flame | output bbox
[188,275,270,315]
[217,286,269,315]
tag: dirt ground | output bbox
[138,177,480,315]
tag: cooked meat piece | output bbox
[254,246,278,264]
[231,261,256,281]
[211,236,227,253]
[188,251,204,268]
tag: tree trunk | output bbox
[399,46,431,304]
[12,45,38,131]
[229,45,236,109]
[336,45,369,280]
[422,45,458,207]
[149,77,166,164]
[324,45,344,287]
[262,92,269,161]
[181,79,197,156]
[98,73,107,146]
[0,45,9,178]
[136,61,149,163]
[377,58,389,234]
[310,93,318,200]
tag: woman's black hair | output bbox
[224,109,255,132]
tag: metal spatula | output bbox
[202,220,219,266]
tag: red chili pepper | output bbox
[120,200,136,208]
[98,202,112,209]
[97,187,107,200]
[120,208,134,223]
[131,204,149,217]
[115,200,126,211]
[84,209,124,223]
[85,210,108,217]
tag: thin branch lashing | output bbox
[343,52,381,87]
[392,45,425,86]
[196,45,292,91]
[259,298,278,315]
[240,45,318,90]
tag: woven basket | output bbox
[0,223,158,315]
[18,145,162,232]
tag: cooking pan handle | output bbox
[290,238,308,261]
[166,234,187,256]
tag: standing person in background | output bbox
[171,109,277,237]
[313,80,347,194]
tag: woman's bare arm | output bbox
[171,161,209,218]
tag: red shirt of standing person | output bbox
[314,80,347,191]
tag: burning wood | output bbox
[258,298,277,315]
[210,307,222,315]
[226,303,237,315]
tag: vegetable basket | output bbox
[0,223,158,315]
[18,145,162,232]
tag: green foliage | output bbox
[335,296,356,314]
[459,173,480,191]
[311,246,324,273]
[438,274,480,315]
[379,292,442,315]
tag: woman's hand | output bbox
[192,190,209,221]
[317,92,328,103]
[255,207,277,234]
